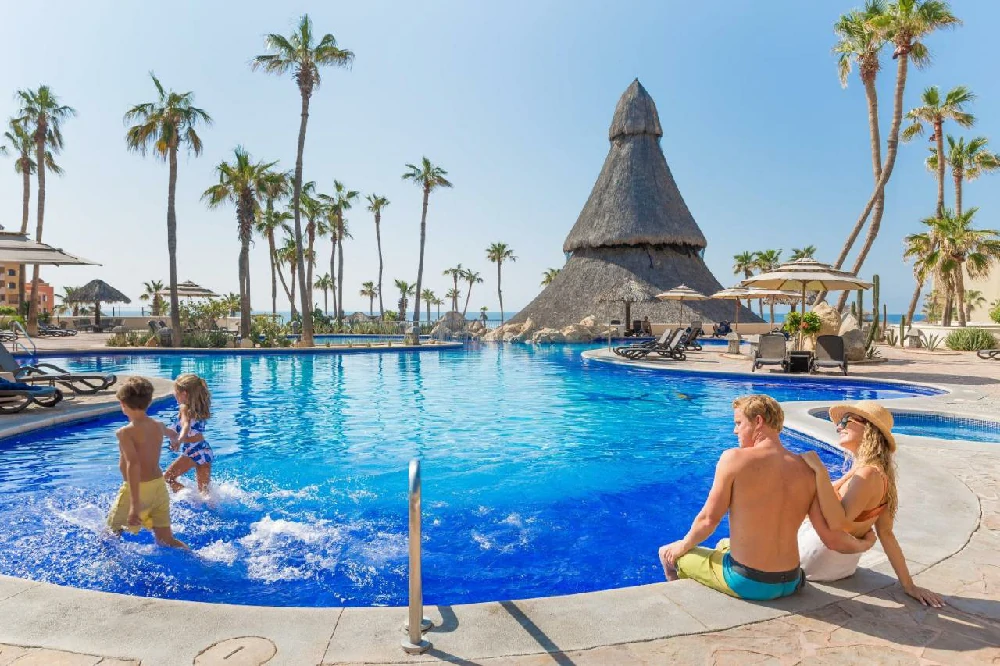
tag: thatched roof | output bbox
[67,279,131,304]
[509,247,758,329]
[596,278,657,304]
[563,79,706,253]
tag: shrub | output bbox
[990,302,1000,325]
[251,315,292,348]
[922,333,943,351]
[106,331,155,347]
[180,331,230,348]
[945,327,999,351]
[783,311,821,336]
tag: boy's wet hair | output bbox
[732,394,784,431]
[116,376,154,410]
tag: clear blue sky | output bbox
[3,0,998,314]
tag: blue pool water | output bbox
[0,345,935,607]
[891,412,1000,444]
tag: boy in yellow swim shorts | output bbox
[106,376,188,549]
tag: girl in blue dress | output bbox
[163,373,214,495]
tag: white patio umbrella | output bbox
[710,287,752,332]
[156,280,220,300]
[0,236,98,266]
[655,284,706,327]
[742,258,871,349]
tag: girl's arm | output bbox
[875,513,945,607]
[161,422,180,451]
[174,406,205,445]
[800,453,879,532]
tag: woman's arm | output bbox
[808,499,877,554]
[875,513,945,607]
[801,454,880,532]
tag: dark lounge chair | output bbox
[0,379,63,414]
[615,328,687,361]
[712,321,732,338]
[0,342,117,394]
[38,323,77,337]
[752,334,788,372]
[811,335,849,375]
[977,349,1000,360]
[679,323,704,351]
[614,328,674,357]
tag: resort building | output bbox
[0,263,21,307]
[23,278,54,314]
[509,80,758,328]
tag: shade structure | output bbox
[742,258,871,348]
[655,284,706,326]
[507,80,760,329]
[0,235,98,266]
[66,279,132,329]
[710,286,751,331]
[597,278,658,348]
[156,280,220,300]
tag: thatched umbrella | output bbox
[507,80,758,329]
[156,280,220,300]
[596,278,657,329]
[66,279,131,329]
[743,258,871,349]
[655,284,706,327]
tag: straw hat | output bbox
[828,401,896,452]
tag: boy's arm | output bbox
[117,429,141,526]
[662,450,737,566]
[161,422,180,451]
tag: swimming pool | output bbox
[891,412,1000,444]
[0,344,935,607]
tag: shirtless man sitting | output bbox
[658,394,873,600]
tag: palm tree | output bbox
[432,296,444,319]
[394,279,415,320]
[443,264,464,310]
[964,289,986,320]
[835,0,960,311]
[924,208,1000,327]
[460,269,483,317]
[445,288,461,312]
[253,14,354,346]
[299,181,323,302]
[124,73,211,345]
[902,86,975,217]
[315,273,334,314]
[754,249,782,321]
[276,234,300,318]
[319,180,359,325]
[57,287,80,317]
[421,288,436,324]
[790,245,817,260]
[222,293,241,316]
[903,228,936,323]
[541,268,561,286]
[486,242,517,324]
[366,194,389,317]
[831,1,888,278]
[360,281,378,315]
[201,147,276,338]
[732,251,757,311]
[3,118,61,305]
[256,169,292,316]
[403,157,452,336]
[139,280,166,315]
[17,86,75,334]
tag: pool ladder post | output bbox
[401,458,433,654]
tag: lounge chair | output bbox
[615,328,687,361]
[712,321,732,338]
[0,342,117,394]
[679,323,704,351]
[0,329,14,343]
[38,323,76,337]
[811,335,849,375]
[976,349,1000,360]
[0,379,63,414]
[752,334,788,372]
[614,328,675,357]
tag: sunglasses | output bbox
[837,414,865,429]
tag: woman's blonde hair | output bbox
[848,418,898,522]
[175,373,211,421]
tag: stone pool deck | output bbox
[0,344,998,664]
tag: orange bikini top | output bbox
[848,466,889,524]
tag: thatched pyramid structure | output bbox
[508,79,759,328]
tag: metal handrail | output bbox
[10,321,36,355]
[401,458,432,654]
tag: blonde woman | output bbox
[800,400,943,607]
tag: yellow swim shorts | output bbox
[106,477,171,535]
[675,538,737,597]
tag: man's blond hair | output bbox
[732,394,784,431]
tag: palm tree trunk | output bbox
[290,262,297,319]
[375,213,384,317]
[411,188,429,339]
[436,301,441,318]
[336,217,345,325]
[306,222,315,304]
[452,276,459,311]
[954,170,963,218]
[17,157,31,315]
[27,120,48,335]
[463,283,473,317]
[239,240,251,337]
[323,288,328,315]
[369,296,374,316]
[293,90,313,346]
[497,262,504,323]
[831,77,884,274]
[426,300,430,324]
[276,260,294,318]
[955,263,967,327]
[905,280,922,325]
[835,192,885,311]
[267,230,278,317]
[935,120,945,217]
[330,236,337,320]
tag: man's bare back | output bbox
[727,442,816,572]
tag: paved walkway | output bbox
[0,343,997,664]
